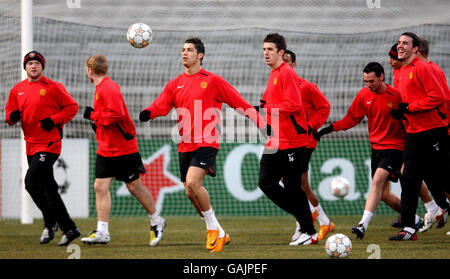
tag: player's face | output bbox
[364,72,384,93]
[25,60,43,80]
[264,42,284,68]
[389,57,402,70]
[182,43,203,68]
[397,35,417,61]
[85,65,94,83]
[283,53,296,68]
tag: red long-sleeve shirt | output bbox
[89,76,139,157]
[333,84,405,150]
[260,62,309,150]
[393,69,400,90]
[428,61,450,135]
[5,75,78,155]
[398,57,447,133]
[299,78,330,149]
[145,68,263,152]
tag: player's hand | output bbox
[83,106,94,120]
[139,110,151,122]
[40,117,55,131]
[9,110,21,123]
[390,109,407,120]
[315,124,333,141]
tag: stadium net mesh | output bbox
[1,0,449,217]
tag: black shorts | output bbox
[299,148,314,173]
[96,152,146,183]
[371,149,403,182]
[178,147,218,182]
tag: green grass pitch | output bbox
[0,216,448,259]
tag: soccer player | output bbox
[316,62,423,239]
[387,43,441,231]
[5,51,81,246]
[416,37,450,231]
[139,38,266,252]
[283,49,335,241]
[389,32,449,241]
[257,33,317,245]
[81,54,166,246]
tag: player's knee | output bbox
[185,180,201,195]
[126,181,139,195]
[94,181,109,195]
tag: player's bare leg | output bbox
[126,177,166,245]
[418,181,444,232]
[81,178,113,244]
[301,171,334,240]
[185,166,229,252]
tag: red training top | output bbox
[260,62,309,150]
[89,76,139,157]
[397,57,447,134]
[428,60,450,135]
[299,78,330,149]
[333,84,405,150]
[145,68,264,153]
[5,75,78,155]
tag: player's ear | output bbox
[380,73,385,81]
[198,52,204,60]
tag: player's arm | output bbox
[263,71,303,114]
[408,64,445,113]
[88,90,125,126]
[303,83,331,131]
[215,76,266,129]
[316,93,364,140]
[49,82,79,125]
[5,87,21,125]
[139,81,175,122]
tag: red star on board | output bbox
[139,145,183,209]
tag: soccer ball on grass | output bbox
[325,233,352,258]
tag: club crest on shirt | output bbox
[273,78,277,85]
[39,89,47,96]
[387,102,393,108]
[409,72,414,79]
[200,82,208,89]
[95,93,99,101]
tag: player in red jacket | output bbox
[5,51,80,246]
[388,43,439,231]
[283,49,335,241]
[81,54,166,246]
[389,32,449,241]
[256,33,317,246]
[416,37,450,231]
[316,62,423,239]
[139,38,267,252]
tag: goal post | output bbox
[20,0,33,225]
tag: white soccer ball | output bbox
[329,176,350,198]
[325,233,352,259]
[127,23,152,48]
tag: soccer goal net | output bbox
[1,0,449,219]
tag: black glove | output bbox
[83,106,94,120]
[40,117,55,131]
[9,110,21,123]
[390,103,409,120]
[308,125,318,139]
[253,105,260,112]
[315,124,333,141]
[139,110,151,122]
[259,124,272,137]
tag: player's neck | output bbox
[270,59,284,70]
[93,75,106,86]
[185,64,201,76]
[27,74,42,83]
[402,54,417,66]
[377,82,387,94]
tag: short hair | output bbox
[86,54,108,75]
[388,43,400,61]
[284,49,296,63]
[264,33,286,52]
[185,37,205,64]
[401,32,420,48]
[363,62,385,79]
[419,37,429,58]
